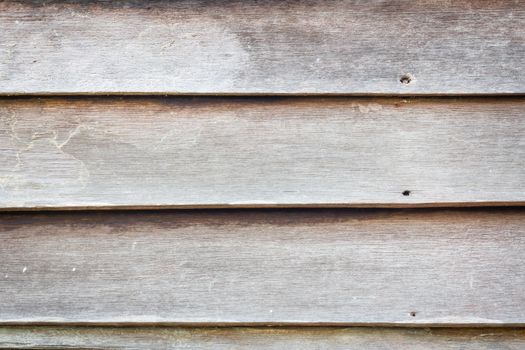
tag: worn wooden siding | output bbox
[1,327,525,349]
[1,0,524,95]
[1,97,524,209]
[1,0,524,348]
[1,209,524,325]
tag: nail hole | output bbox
[400,74,412,84]
[402,190,411,196]
[410,311,417,317]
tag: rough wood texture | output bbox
[1,97,524,209]
[1,209,524,325]
[1,0,524,95]
[1,327,525,349]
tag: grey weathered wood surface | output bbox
[1,209,524,325]
[1,97,524,209]
[1,327,525,349]
[1,1,524,95]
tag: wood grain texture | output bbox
[1,208,524,325]
[1,0,524,95]
[0,97,524,209]
[1,327,525,349]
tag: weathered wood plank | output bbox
[1,1,524,95]
[1,209,524,325]
[0,97,524,209]
[1,327,525,349]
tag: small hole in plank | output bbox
[400,74,412,84]
[410,311,417,317]
[402,190,411,196]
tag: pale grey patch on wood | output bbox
[1,326,525,349]
[0,97,523,209]
[0,1,524,94]
[0,209,524,325]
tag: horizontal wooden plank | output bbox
[0,97,524,209]
[1,208,524,325]
[1,327,525,349]
[1,1,524,95]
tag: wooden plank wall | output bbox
[0,0,524,348]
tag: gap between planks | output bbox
[1,201,525,212]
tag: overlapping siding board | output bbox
[0,97,523,209]
[0,1,524,95]
[1,209,524,325]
